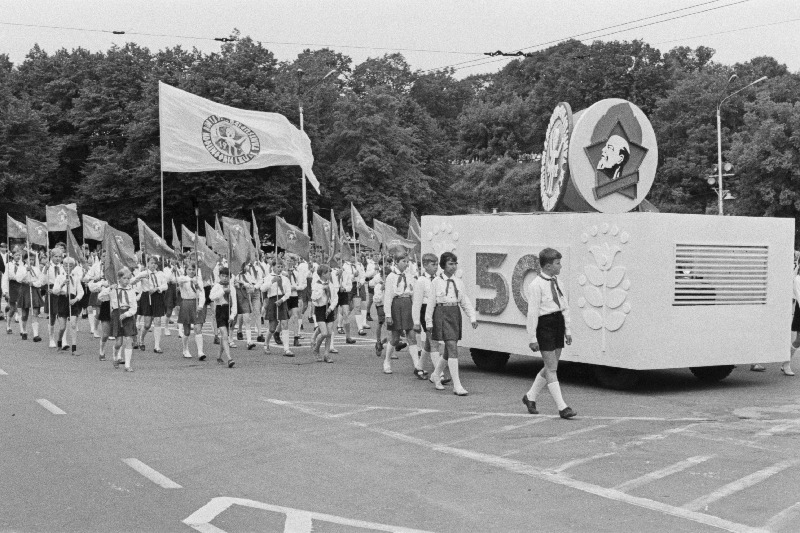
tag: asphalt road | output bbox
[1,317,799,533]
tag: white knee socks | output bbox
[526,373,548,401]
[124,347,132,369]
[154,326,162,350]
[547,381,568,411]
[448,358,467,395]
[408,344,421,370]
[195,333,204,356]
[31,321,39,338]
[355,311,365,331]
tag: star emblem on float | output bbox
[583,105,648,201]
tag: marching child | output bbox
[134,256,167,353]
[311,264,337,362]
[15,251,45,342]
[5,247,22,336]
[162,256,181,337]
[89,271,112,361]
[109,267,138,371]
[177,262,206,359]
[84,250,104,338]
[384,250,426,379]
[262,261,293,356]
[425,252,477,396]
[54,256,84,355]
[234,260,256,350]
[521,247,576,419]
[208,267,236,368]
[414,253,450,383]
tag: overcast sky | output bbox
[1,0,798,77]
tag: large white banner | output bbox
[159,82,319,192]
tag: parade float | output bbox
[421,98,793,389]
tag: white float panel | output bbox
[422,212,793,370]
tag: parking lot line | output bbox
[614,455,715,492]
[122,458,182,489]
[682,460,798,511]
[763,501,800,532]
[36,399,66,415]
[445,418,550,446]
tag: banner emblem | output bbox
[540,102,572,212]
[286,231,297,243]
[201,115,261,165]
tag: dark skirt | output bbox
[137,292,166,317]
[87,291,100,307]
[389,297,414,332]
[236,287,252,314]
[111,308,137,338]
[287,296,299,310]
[215,304,231,329]
[337,290,351,307]
[300,286,311,303]
[536,311,566,352]
[56,294,81,318]
[7,280,21,307]
[178,298,198,325]
[358,284,367,300]
[164,282,179,310]
[432,304,462,341]
[98,300,111,322]
[349,282,359,299]
[79,283,91,309]
[793,302,800,332]
[314,305,336,323]
[266,296,289,322]
[16,284,44,309]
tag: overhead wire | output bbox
[653,16,800,45]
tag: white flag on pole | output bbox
[158,82,320,193]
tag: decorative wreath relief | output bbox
[577,224,631,344]
[426,221,463,278]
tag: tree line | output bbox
[1,31,799,243]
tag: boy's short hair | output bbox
[317,264,331,276]
[147,256,158,264]
[539,247,562,268]
[218,267,230,277]
[439,251,457,270]
[422,253,438,265]
[117,266,131,278]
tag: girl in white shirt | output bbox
[109,267,138,371]
[133,256,167,354]
[177,262,206,359]
[311,264,337,362]
[208,266,236,368]
[15,251,45,342]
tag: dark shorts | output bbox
[178,298,198,325]
[164,283,179,311]
[266,296,289,322]
[432,304,462,342]
[79,283,91,309]
[358,284,367,300]
[536,312,566,352]
[299,286,311,304]
[87,291,100,308]
[314,305,336,323]
[793,302,800,332]
[16,284,44,309]
[287,296,299,310]
[215,304,230,330]
[137,292,166,317]
[389,297,414,332]
[203,285,212,307]
[348,282,359,300]
[111,308,137,338]
[337,291,351,307]
[98,300,111,322]
[57,294,81,319]
[7,280,21,307]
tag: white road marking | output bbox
[0,367,7,375]
[502,424,612,456]
[763,501,800,532]
[328,407,382,418]
[183,497,436,533]
[682,460,799,512]
[122,458,182,489]
[408,413,488,432]
[548,453,617,474]
[36,399,65,415]
[614,455,715,492]
[682,428,770,451]
[445,418,550,446]
[364,409,439,426]
[272,399,767,533]
[756,419,800,437]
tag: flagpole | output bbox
[300,107,308,236]
[26,234,34,313]
[66,230,72,331]
[194,208,200,278]
[275,217,278,262]
[160,170,165,240]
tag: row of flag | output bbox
[6,203,422,282]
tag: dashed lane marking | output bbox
[614,455,715,492]
[265,399,766,533]
[36,399,66,415]
[122,458,182,489]
[183,497,436,533]
[682,460,799,512]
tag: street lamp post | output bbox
[297,68,337,235]
[716,74,767,215]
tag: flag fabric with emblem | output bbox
[276,217,310,260]
[7,215,27,239]
[339,220,353,262]
[171,220,181,253]
[408,212,422,259]
[158,82,320,193]
[82,214,106,241]
[25,218,48,246]
[226,221,253,274]
[374,219,415,253]
[312,211,331,256]
[351,204,380,251]
[66,229,87,267]
[181,224,197,250]
[138,219,176,260]
[103,225,137,283]
[204,221,229,258]
[45,203,80,232]
[195,237,219,283]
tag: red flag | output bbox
[339,219,353,262]
[82,214,106,241]
[204,221,229,258]
[351,203,380,251]
[171,220,181,253]
[182,224,197,250]
[226,221,253,274]
[374,219,415,253]
[45,203,80,232]
[251,210,261,249]
[276,217,310,260]
[66,229,87,267]
[7,215,27,239]
[312,211,331,256]
[408,212,422,259]
[25,217,48,247]
[103,225,137,283]
[330,210,339,258]
[215,214,222,234]
[138,219,176,260]
[195,237,219,283]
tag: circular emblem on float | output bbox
[201,115,261,165]
[541,102,573,211]
[567,99,657,214]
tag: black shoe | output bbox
[257,334,265,343]
[522,395,538,414]
[308,317,314,324]
[153,348,163,354]
[57,340,62,348]
[396,342,407,351]
[273,332,282,344]
[345,338,357,344]
[99,355,106,361]
[366,315,373,322]
[357,330,367,336]
[237,331,243,340]
[21,333,28,341]
[199,355,207,361]
[71,345,78,355]
[559,407,577,419]
[247,343,256,350]
[61,344,70,351]
[228,360,235,368]
[213,336,220,345]
[140,344,146,352]
[375,342,383,356]
[293,336,301,347]
[413,368,428,379]
[441,377,452,385]
[32,336,41,343]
